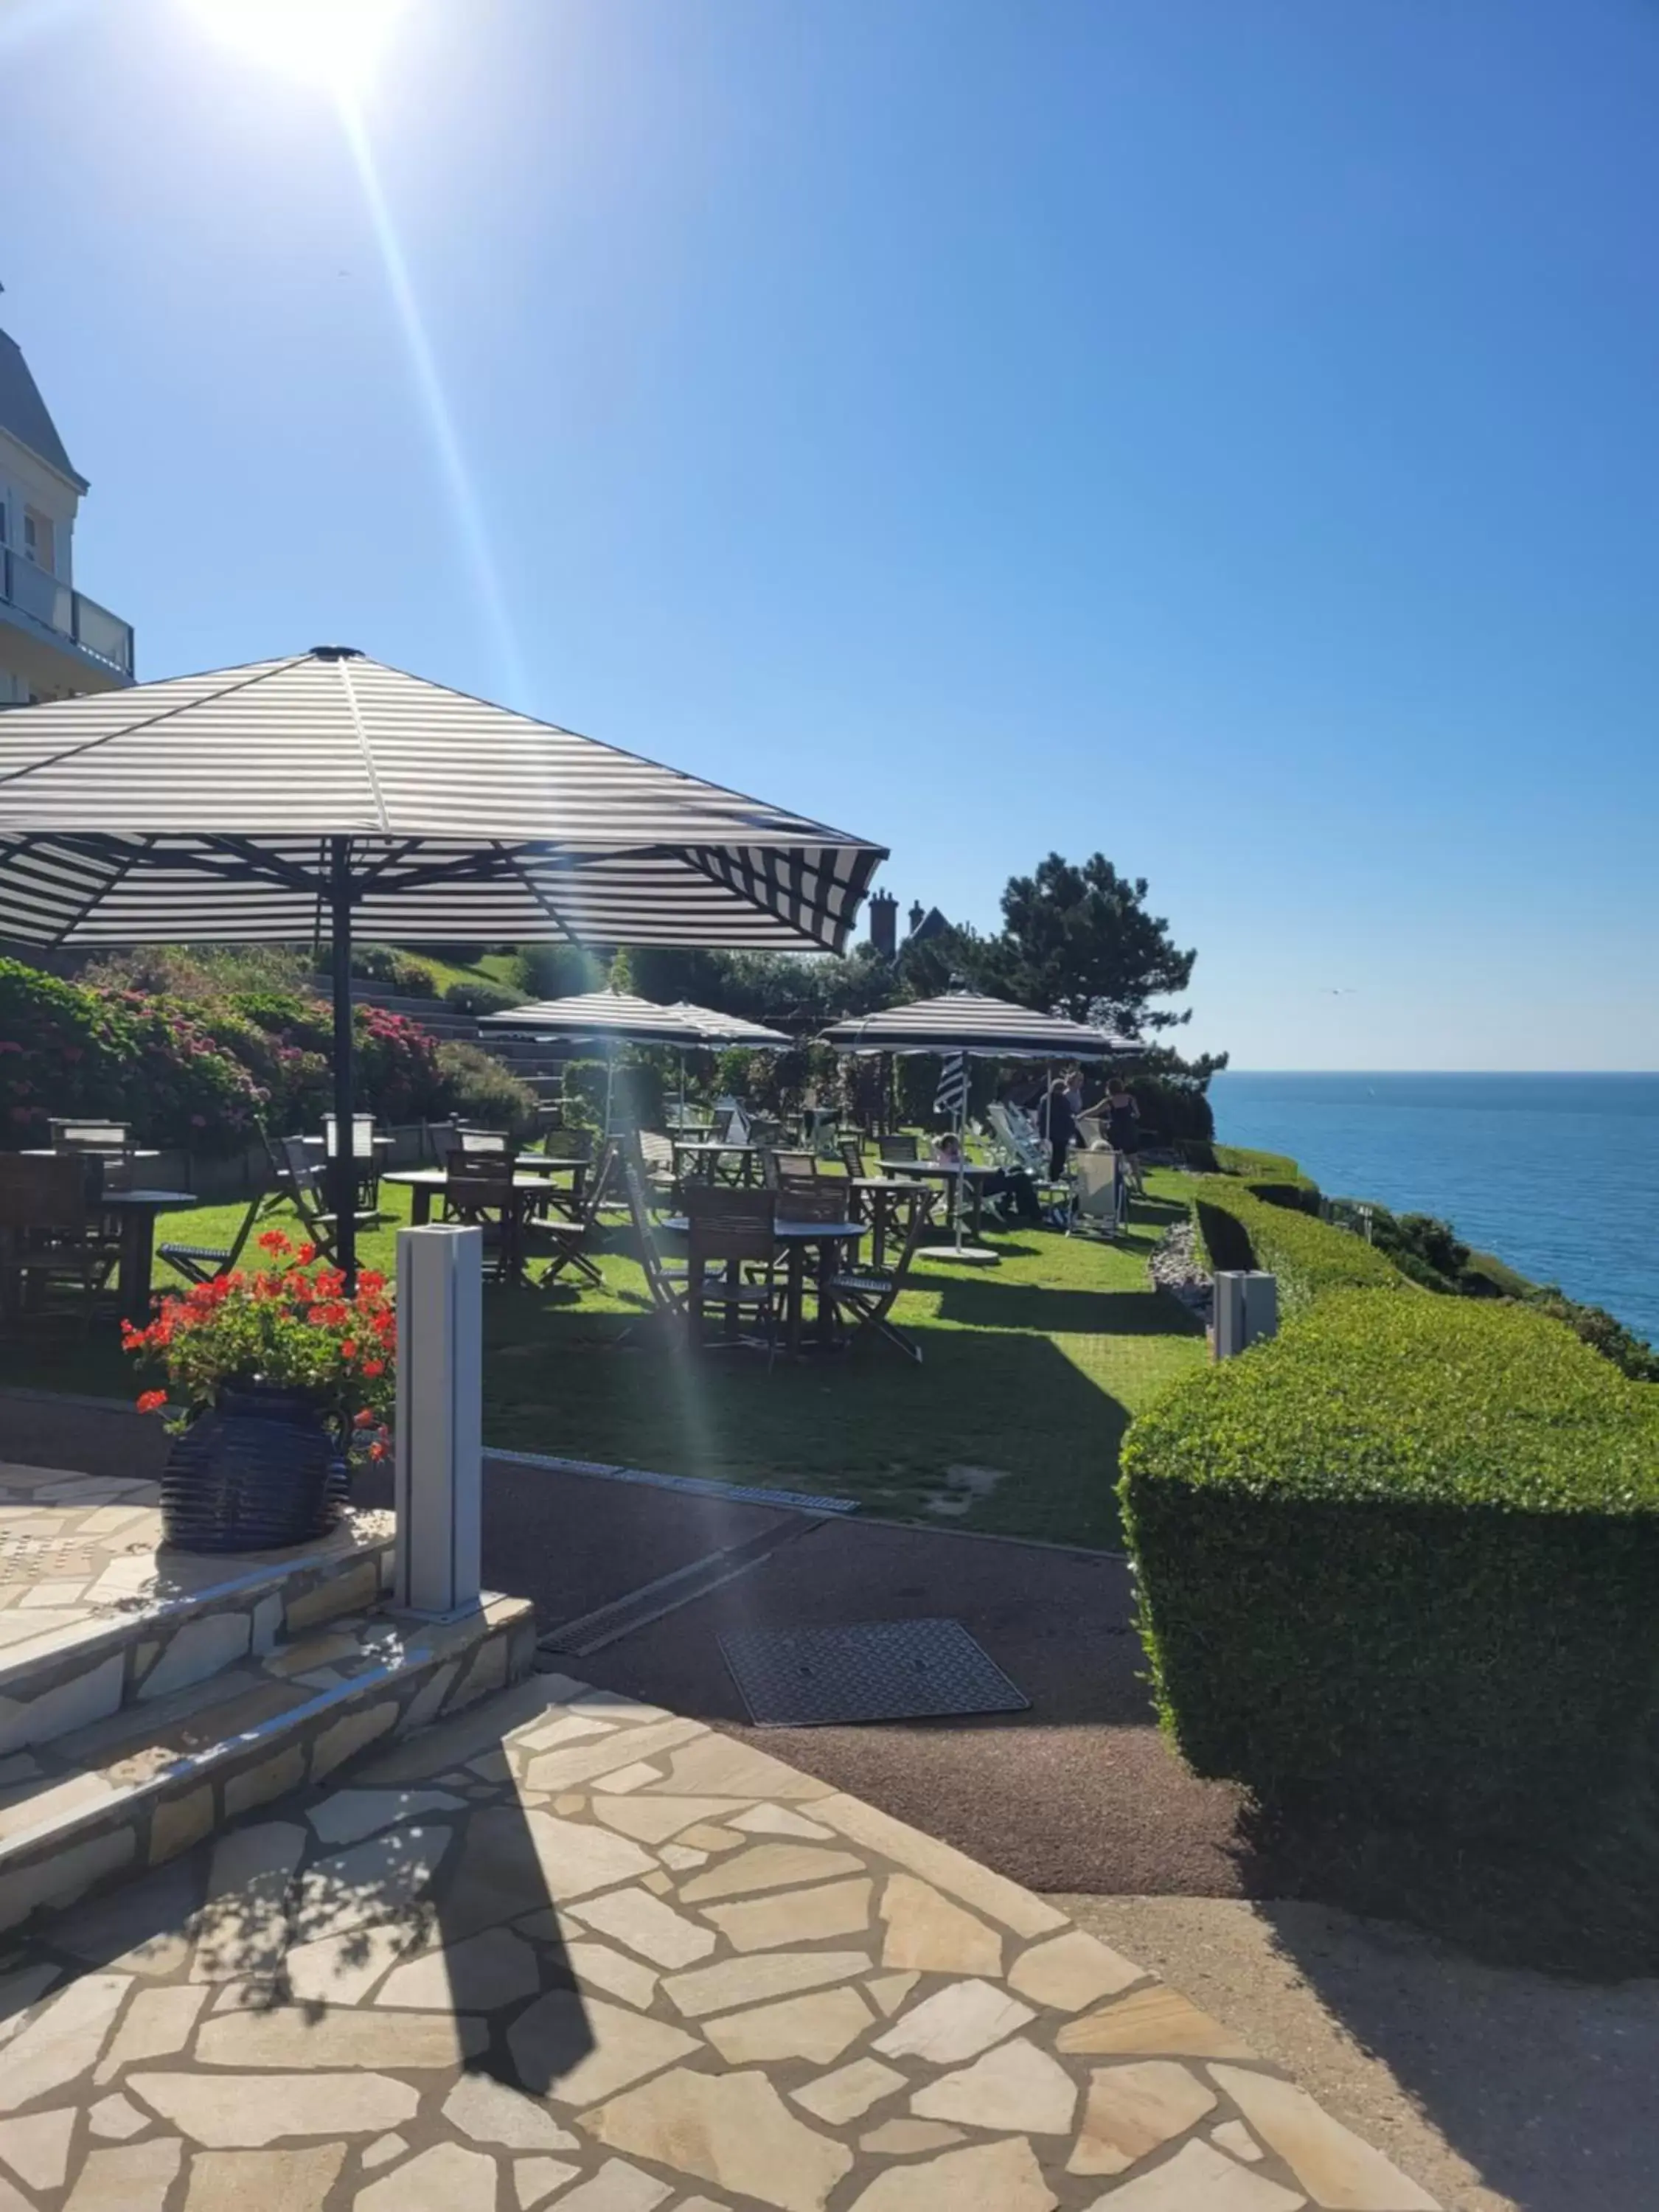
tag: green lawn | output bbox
[0,1171,1204,1550]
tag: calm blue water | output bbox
[1208,1073,1659,1345]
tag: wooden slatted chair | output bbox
[276,1136,380,1265]
[877,1133,919,1165]
[158,1191,270,1286]
[827,1185,928,1363]
[441,1154,525,1281]
[612,1156,690,1345]
[686,1186,779,1358]
[763,1147,819,1189]
[0,1154,122,1324]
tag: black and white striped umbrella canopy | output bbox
[667,1001,793,1048]
[480,991,793,1051]
[0,647,886,950]
[820,990,1127,1058]
[478,989,709,1047]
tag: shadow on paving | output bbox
[1246,1897,1659,2212]
[434,1455,1266,1903]
[14,1697,597,2098]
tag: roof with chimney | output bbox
[0,328,88,489]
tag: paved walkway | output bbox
[0,1668,1438,2210]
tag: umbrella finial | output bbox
[310,644,364,660]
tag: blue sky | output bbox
[4,0,1656,1068]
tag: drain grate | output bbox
[719,1618,1029,1728]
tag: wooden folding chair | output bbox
[158,1190,271,1285]
[828,1186,928,1363]
[611,1158,691,1346]
[0,1154,122,1326]
[763,1148,819,1188]
[276,1136,380,1265]
[686,1186,780,1357]
[440,1155,526,1282]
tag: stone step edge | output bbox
[0,1593,535,1937]
[0,1524,397,1745]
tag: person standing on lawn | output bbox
[1104,1076,1144,1192]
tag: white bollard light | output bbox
[394,1224,483,1617]
[1213,1270,1279,1359]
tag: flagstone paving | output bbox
[0,1669,1441,2210]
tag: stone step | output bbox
[0,1590,535,1936]
[0,1465,397,1759]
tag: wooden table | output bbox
[844,1177,936,1267]
[100,1190,197,1312]
[383,1165,586,1230]
[661,1214,865,1354]
[870,1159,1001,1241]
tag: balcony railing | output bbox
[0,546,133,678]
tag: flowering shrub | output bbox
[0,960,263,1153]
[124,1229,395,1458]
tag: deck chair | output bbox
[828,1186,928,1363]
[1071,1147,1127,1237]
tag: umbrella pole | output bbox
[955,1091,966,1252]
[328,838,358,1294]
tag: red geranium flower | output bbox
[136,1389,167,1413]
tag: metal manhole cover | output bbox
[719,1618,1029,1728]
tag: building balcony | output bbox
[0,545,133,695]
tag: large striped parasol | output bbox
[0,646,885,1279]
[819,990,1126,1057]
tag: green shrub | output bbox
[1526,1287,1659,1384]
[561,1054,666,1135]
[432,1041,538,1133]
[1190,1176,1407,1312]
[443,977,523,1017]
[1121,1289,1659,1841]
[1211,1144,1309,1184]
[349,945,438,998]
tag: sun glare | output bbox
[189,0,408,87]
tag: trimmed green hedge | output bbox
[1121,1290,1659,1839]
[1191,1175,1406,1312]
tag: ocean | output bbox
[1207,1072,1659,1346]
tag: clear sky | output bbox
[4,0,1655,1068]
